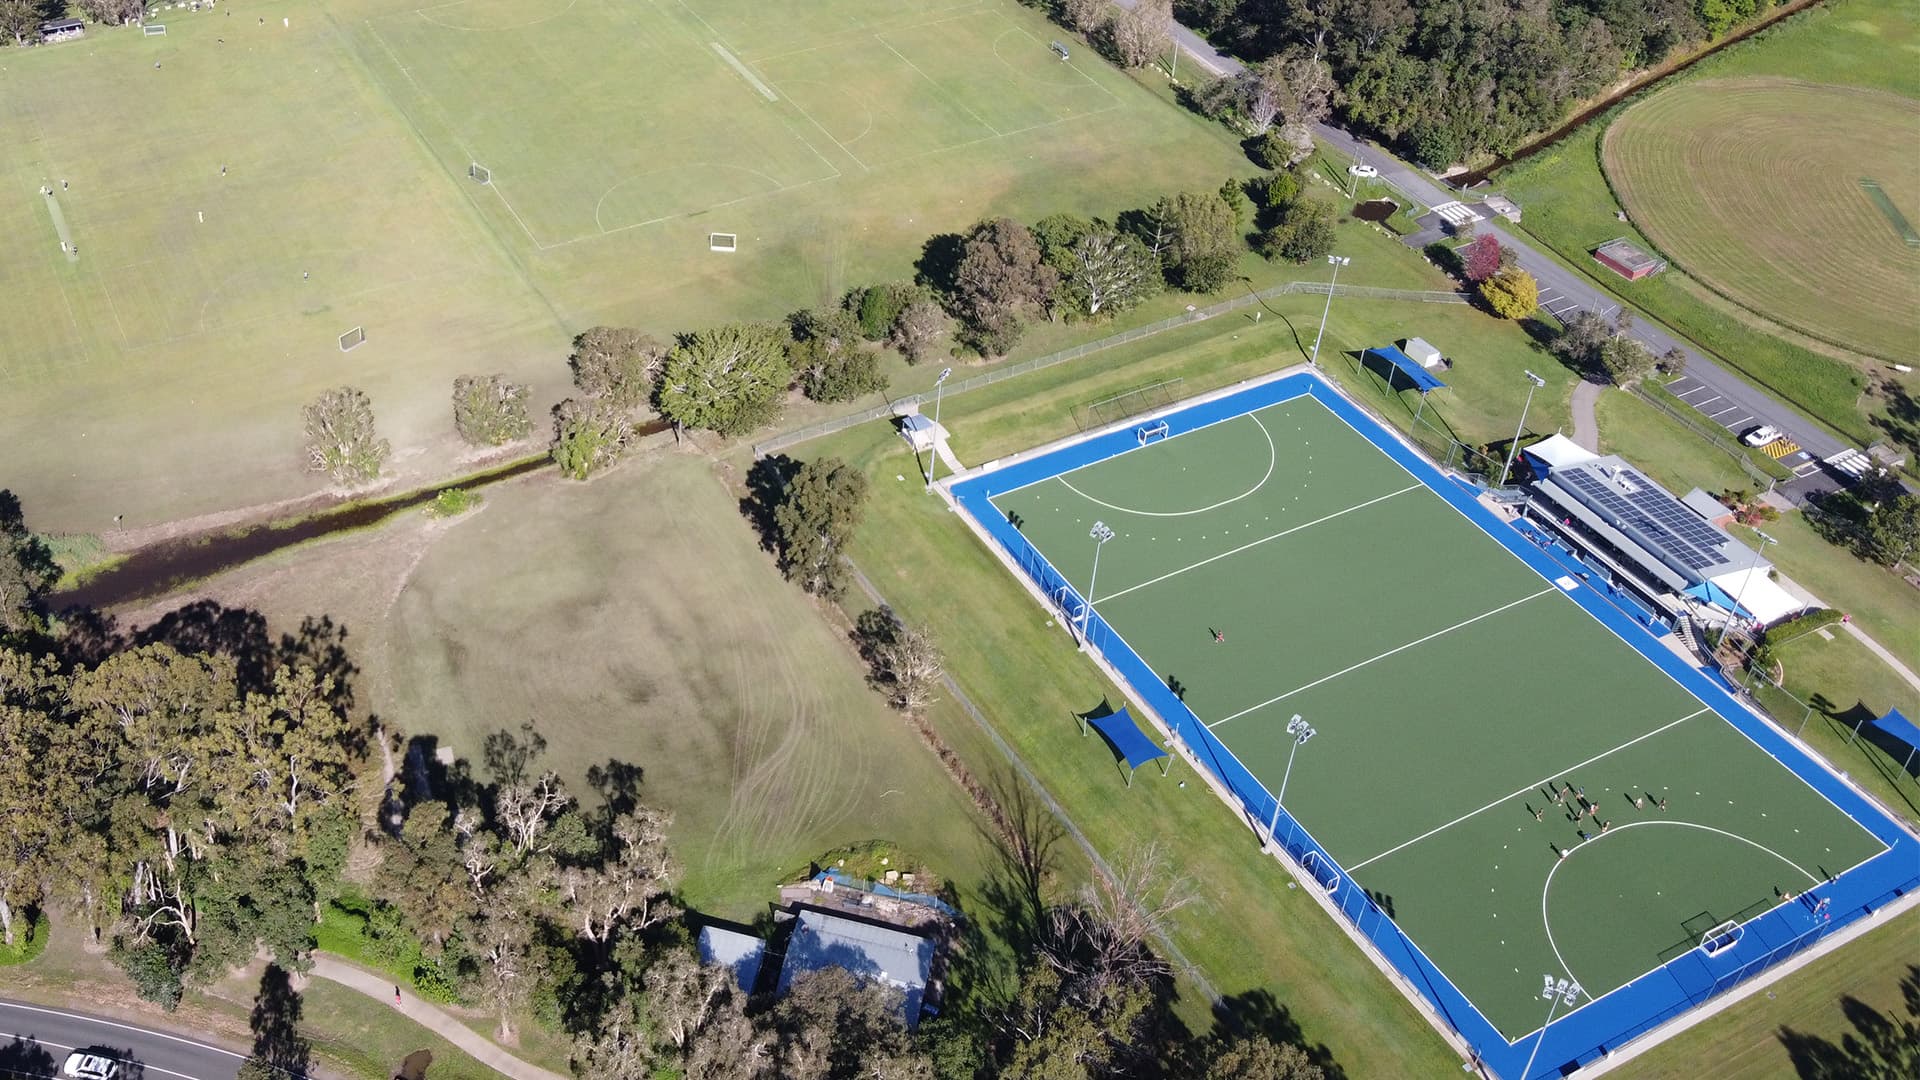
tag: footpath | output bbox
[307,955,568,1080]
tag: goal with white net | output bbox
[709,232,738,252]
[468,162,490,184]
[1698,920,1742,957]
[339,327,366,352]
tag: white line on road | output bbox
[0,1031,206,1080]
[0,1002,245,1060]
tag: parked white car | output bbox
[61,1053,120,1080]
[1347,164,1380,178]
[1741,424,1784,448]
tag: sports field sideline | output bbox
[949,372,1918,1077]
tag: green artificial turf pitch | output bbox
[988,395,1886,1037]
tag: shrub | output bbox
[302,386,389,485]
[451,374,533,447]
[426,487,481,517]
[1479,268,1539,319]
[112,938,186,1011]
[0,910,49,966]
[852,283,912,341]
[550,397,636,480]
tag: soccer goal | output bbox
[339,326,366,352]
[1697,920,1742,957]
[144,23,167,35]
[1300,850,1341,896]
[1136,420,1171,446]
[709,232,738,253]
[468,162,490,185]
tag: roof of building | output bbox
[41,17,83,30]
[1403,337,1442,362]
[1533,455,1765,589]
[1681,488,1733,523]
[900,413,935,432]
[1706,565,1805,625]
[778,907,934,1026]
[1363,345,1445,393]
[697,925,766,993]
[1593,238,1665,274]
[1522,433,1598,472]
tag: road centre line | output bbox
[1207,587,1558,730]
[1344,707,1711,873]
[1090,484,1422,606]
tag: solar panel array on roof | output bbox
[1559,467,1728,572]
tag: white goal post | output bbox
[339,327,366,352]
[144,24,167,35]
[1698,920,1742,957]
[709,232,738,253]
[468,162,490,184]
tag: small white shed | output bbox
[1402,337,1444,369]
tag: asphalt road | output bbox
[1128,4,1854,466]
[0,999,245,1080]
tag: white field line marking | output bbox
[1207,587,1558,730]
[1058,415,1276,518]
[877,36,999,136]
[712,42,778,101]
[1090,483,1421,606]
[1539,818,1821,993]
[1344,707,1710,873]
[0,1033,202,1080]
[0,1000,246,1059]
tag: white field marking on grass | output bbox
[1343,707,1710,874]
[743,2,993,64]
[414,0,580,32]
[363,20,545,249]
[1003,22,1120,105]
[42,192,78,262]
[1057,414,1276,518]
[1538,818,1822,997]
[877,36,999,135]
[1089,483,1422,606]
[592,161,790,233]
[712,42,778,101]
[1206,586,1558,730]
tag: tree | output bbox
[774,967,928,1080]
[1148,191,1242,293]
[1256,198,1337,263]
[1260,47,1335,164]
[1659,346,1688,376]
[658,323,794,436]
[1107,0,1173,69]
[1598,333,1656,384]
[1053,226,1161,318]
[1478,268,1538,319]
[75,0,142,25]
[1462,234,1502,283]
[452,374,532,447]
[852,282,915,341]
[376,804,476,953]
[854,608,944,712]
[951,219,1057,357]
[1057,0,1106,33]
[550,398,636,480]
[773,458,868,600]
[0,1,44,46]
[569,326,665,410]
[302,387,389,485]
[0,492,54,638]
[558,807,678,944]
[887,296,952,364]
[1206,1036,1324,1080]
[790,308,887,403]
[1552,310,1612,376]
[1863,493,1920,567]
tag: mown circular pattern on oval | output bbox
[1602,77,1920,361]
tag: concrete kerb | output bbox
[932,364,1483,1069]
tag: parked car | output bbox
[1741,424,1784,448]
[61,1053,120,1080]
[1347,164,1380,178]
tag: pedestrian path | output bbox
[1569,380,1603,452]
[308,955,567,1080]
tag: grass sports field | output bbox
[1603,77,1919,361]
[952,375,1914,1068]
[0,0,1250,531]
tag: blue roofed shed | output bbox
[697,924,767,993]
[777,908,935,1028]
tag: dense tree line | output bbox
[1166,0,1778,166]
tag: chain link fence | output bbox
[752,281,1470,458]
[1629,383,1784,491]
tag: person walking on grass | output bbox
[1211,628,1225,644]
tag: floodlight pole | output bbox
[1520,976,1582,1080]
[1499,370,1547,488]
[1264,715,1315,851]
[1308,255,1349,367]
[1734,529,1777,688]
[924,367,953,491]
[1080,522,1114,652]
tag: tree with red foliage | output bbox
[1463,234,1502,283]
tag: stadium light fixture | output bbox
[1264,714,1316,851]
[1520,975,1583,1080]
[1079,521,1115,652]
[1308,255,1350,367]
[1498,370,1548,488]
[925,367,955,492]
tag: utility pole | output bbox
[1308,254,1350,367]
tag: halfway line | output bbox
[1344,707,1711,874]
[1207,587,1557,729]
[1092,484,1421,606]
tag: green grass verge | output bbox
[1728,516,1920,669]
[1498,0,1920,449]
[1617,908,1919,1079]
[1595,388,1766,497]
